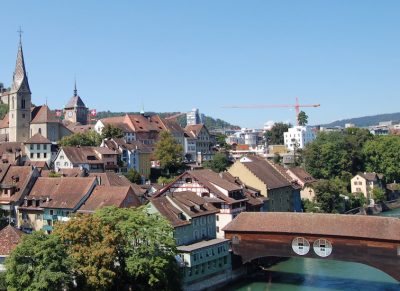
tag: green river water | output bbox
[227,209,400,291]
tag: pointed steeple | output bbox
[74,78,78,97]
[11,29,30,93]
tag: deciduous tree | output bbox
[101,124,124,139]
[154,131,183,173]
[312,178,348,213]
[5,231,72,291]
[59,130,102,147]
[264,122,290,145]
[125,169,142,184]
[53,215,119,290]
[203,153,230,173]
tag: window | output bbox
[43,153,47,158]
[22,113,25,119]
[49,210,54,215]
[30,144,34,150]
[216,227,219,233]
[36,153,40,158]
[64,162,68,166]
[30,153,34,159]
[37,144,40,150]
[43,144,47,150]
[38,128,42,134]
[56,162,60,166]
[21,99,26,109]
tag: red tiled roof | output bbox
[0,166,34,203]
[78,185,141,213]
[0,225,24,256]
[223,212,400,241]
[24,133,51,144]
[240,156,292,190]
[29,177,96,209]
[31,105,59,124]
[287,167,317,185]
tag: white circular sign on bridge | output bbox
[292,237,310,256]
[313,239,333,257]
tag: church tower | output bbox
[63,82,88,125]
[8,33,31,142]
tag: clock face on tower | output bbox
[67,111,73,118]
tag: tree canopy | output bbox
[297,111,308,126]
[154,131,183,173]
[125,169,142,184]
[101,124,124,139]
[312,178,348,213]
[59,130,102,147]
[264,122,290,145]
[363,135,400,183]
[5,207,181,291]
[0,103,8,120]
[5,232,72,291]
[203,153,230,173]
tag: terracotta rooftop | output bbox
[0,166,34,204]
[287,167,317,185]
[240,156,292,190]
[60,146,116,164]
[358,172,384,182]
[223,212,400,241]
[41,168,86,177]
[28,177,96,209]
[185,124,207,138]
[31,105,59,124]
[0,225,24,256]
[151,191,218,228]
[78,185,141,213]
[24,133,51,144]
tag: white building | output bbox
[284,126,316,151]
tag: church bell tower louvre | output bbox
[8,30,32,142]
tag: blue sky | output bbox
[1,1,399,128]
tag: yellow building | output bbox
[228,156,301,212]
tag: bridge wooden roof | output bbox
[223,212,400,242]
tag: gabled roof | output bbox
[65,95,86,109]
[78,185,141,213]
[0,166,35,204]
[24,133,51,144]
[29,177,96,209]
[41,168,86,177]
[185,124,208,138]
[239,156,292,190]
[89,172,146,195]
[0,225,24,256]
[59,146,116,165]
[151,191,218,228]
[31,105,59,124]
[287,167,317,185]
[357,172,383,182]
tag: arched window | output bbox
[313,239,333,257]
[21,99,26,109]
[292,237,310,256]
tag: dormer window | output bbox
[185,178,192,183]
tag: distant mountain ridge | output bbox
[96,111,240,130]
[320,112,400,128]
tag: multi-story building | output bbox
[0,225,23,272]
[186,108,205,126]
[228,156,301,212]
[185,124,213,162]
[148,191,231,291]
[154,169,252,238]
[284,126,316,151]
[0,165,39,224]
[351,172,385,201]
[53,146,118,172]
[17,177,97,233]
[23,133,52,167]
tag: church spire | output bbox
[74,78,78,97]
[12,27,30,93]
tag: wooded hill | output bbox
[320,112,400,128]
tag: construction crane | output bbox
[165,112,186,120]
[223,97,320,125]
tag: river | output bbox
[227,209,400,291]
